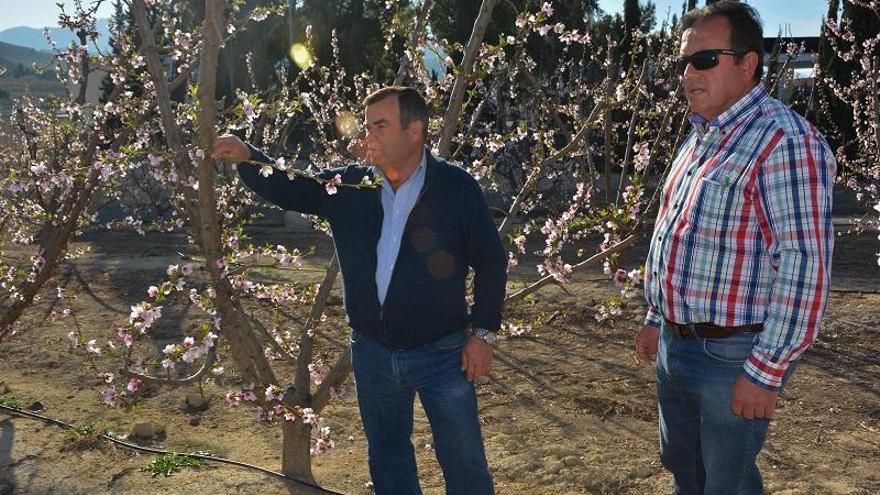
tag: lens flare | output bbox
[334,111,359,138]
[289,43,314,70]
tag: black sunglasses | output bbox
[675,49,743,74]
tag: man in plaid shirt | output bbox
[634,2,836,493]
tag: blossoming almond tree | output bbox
[820,0,880,265]
[0,3,184,342]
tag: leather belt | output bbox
[664,318,762,339]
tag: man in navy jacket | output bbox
[213,86,506,494]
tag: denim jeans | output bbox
[656,322,797,495]
[350,330,494,495]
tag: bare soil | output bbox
[0,226,878,495]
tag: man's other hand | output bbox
[461,336,492,382]
[212,134,250,162]
[635,324,660,365]
[731,374,779,419]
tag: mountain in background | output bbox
[0,18,111,53]
[0,41,55,74]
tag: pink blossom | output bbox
[181,347,199,364]
[147,286,159,298]
[102,387,117,406]
[301,407,319,424]
[117,328,135,347]
[85,339,102,355]
[309,359,326,386]
[126,378,142,393]
[311,438,335,455]
[628,268,643,286]
[243,100,256,122]
[325,174,342,195]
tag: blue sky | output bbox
[597,0,829,37]
[0,0,115,32]
[2,0,830,36]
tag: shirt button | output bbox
[653,271,658,276]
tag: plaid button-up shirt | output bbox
[644,85,836,390]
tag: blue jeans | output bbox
[656,323,797,495]
[350,330,494,495]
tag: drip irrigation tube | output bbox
[0,403,347,495]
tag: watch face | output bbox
[475,328,496,344]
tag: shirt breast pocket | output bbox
[689,177,748,229]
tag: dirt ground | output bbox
[0,224,878,495]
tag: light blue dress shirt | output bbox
[374,150,427,305]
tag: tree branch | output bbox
[119,345,217,387]
[436,0,498,156]
[504,235,638,306]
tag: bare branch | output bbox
[436,0,498,156]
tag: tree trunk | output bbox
[281,413,316,485]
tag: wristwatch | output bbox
[471,327,497,345]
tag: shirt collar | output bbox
[688,84,768,137]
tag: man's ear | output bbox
[407,119,424,141]
[741,51,760,82]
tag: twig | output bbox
[504,235,638,305]
[119,345,218,387]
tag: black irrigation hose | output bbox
[0,404,347,495]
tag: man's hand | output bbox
[731,374,779,419]
[461,336,492,382]
[635,324,660,365]
[211,134,250,162]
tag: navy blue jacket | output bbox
[239,146,507,350]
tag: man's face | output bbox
[680,17,757,121]
[363,96,422,172]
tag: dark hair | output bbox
[681,0,764,81]
[363,86,429,141]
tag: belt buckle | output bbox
[666,320,693,339]
[682,322,696,338]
